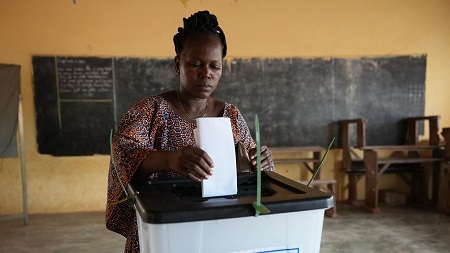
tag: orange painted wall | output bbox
[1,0,449,215]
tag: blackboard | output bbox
[32,55,425,156]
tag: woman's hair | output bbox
[173,10,227,58]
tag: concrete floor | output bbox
[0,202,449,253]
[321,203,450,253]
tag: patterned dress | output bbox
[106,95,273,253]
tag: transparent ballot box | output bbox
[127,172,334,253]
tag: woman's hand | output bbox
[170,146,214,182]
[249,145,274,171]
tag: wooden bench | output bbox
[299,178,337,217]
[271,146,325,177]
[339,118,422,204]
[339,116,444,212]
[272,146,337,217]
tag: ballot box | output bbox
[127,171,334,253]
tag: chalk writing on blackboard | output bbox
[57,57,113,100]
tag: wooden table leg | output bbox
[348,174,359,204]
[410,169,422,201]
[438,162,450,213]
[364,149,380,213]
[313,151,321,180]
[432,149,442,203]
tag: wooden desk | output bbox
[361,145,443,212]
[271,146,325,179]
[271,146,337,217]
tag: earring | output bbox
[176,70,180,75]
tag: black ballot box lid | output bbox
[127,171,334,224]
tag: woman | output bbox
[106,10,275,252]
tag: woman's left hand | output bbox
[249,145,274,171]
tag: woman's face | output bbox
[175,34,223,99]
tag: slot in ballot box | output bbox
[127,171,334,253]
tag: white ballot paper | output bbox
[194,117,237,197]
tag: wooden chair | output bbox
[339,116,441,204]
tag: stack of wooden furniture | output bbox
[438,127,450,214]
[339,115,444,212]
[271,146,337,217]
